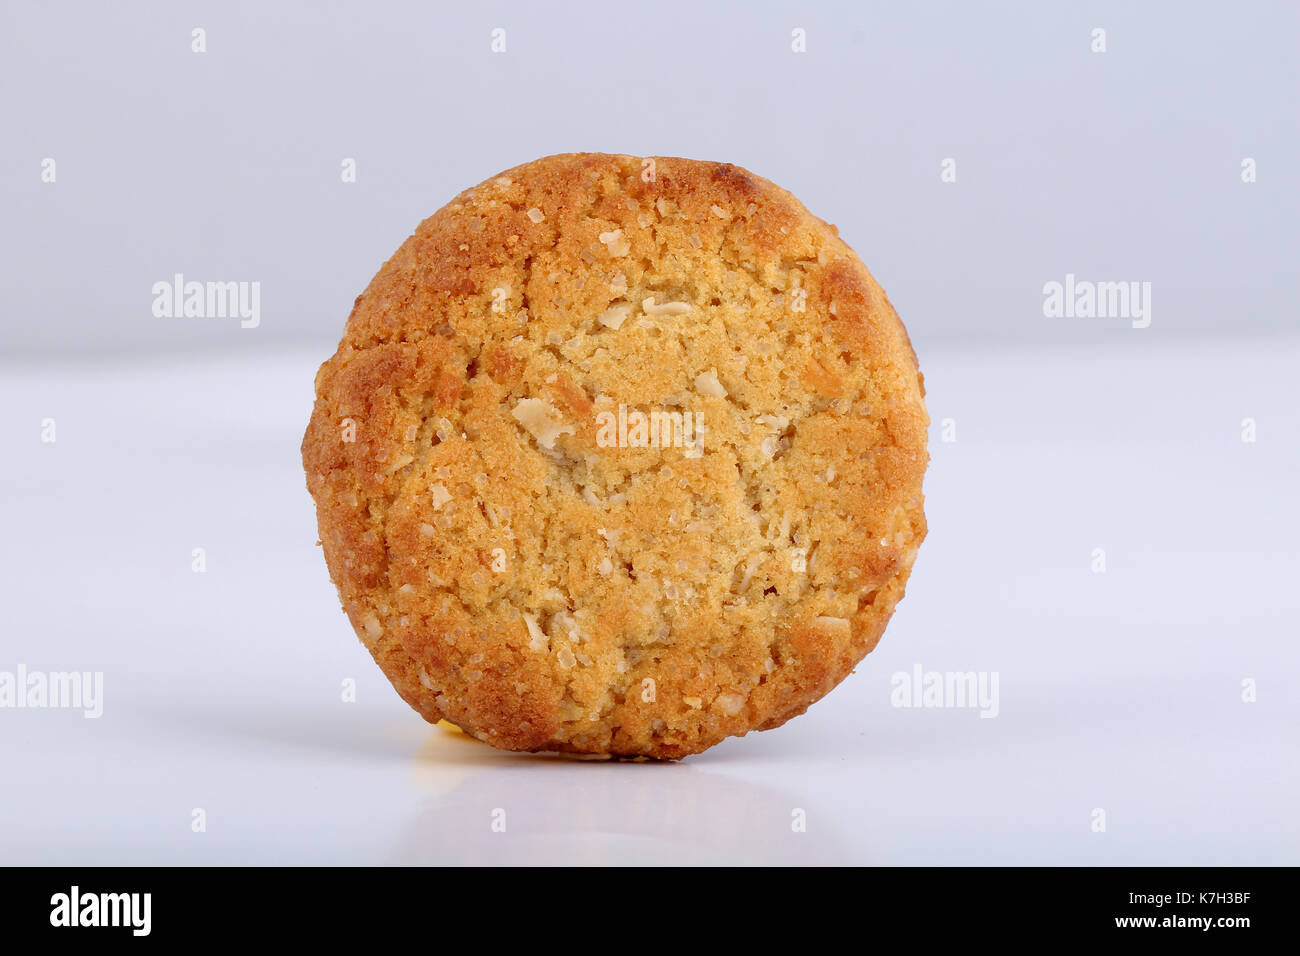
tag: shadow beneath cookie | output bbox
[386,728,854,864]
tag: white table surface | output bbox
[2,337,1297,865]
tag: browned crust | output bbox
[302,153,928,757]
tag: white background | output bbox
[2,340,1295,865]
[2,1,1297,864]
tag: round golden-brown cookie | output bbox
[302,153,928,758]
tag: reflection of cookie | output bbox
[302,153,928,758]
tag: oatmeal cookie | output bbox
[302,153,928,757]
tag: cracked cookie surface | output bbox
[302,153,928,758]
